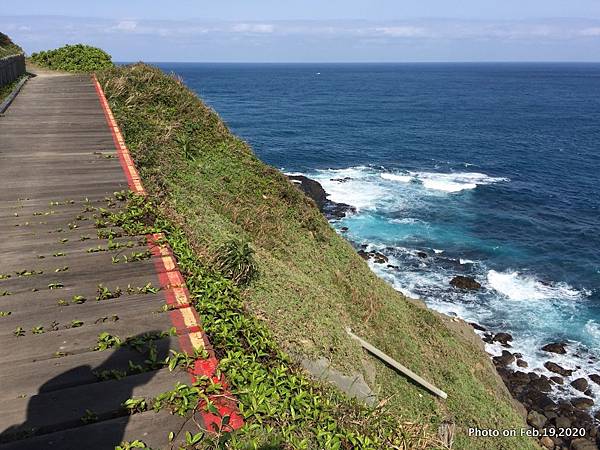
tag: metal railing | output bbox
[0,54,26,87]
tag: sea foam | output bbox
[487,270,584,301]
[412,171,508,193]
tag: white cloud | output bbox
[580,27,600,36]
[373,26,430,38]
[231,23,275,34]
[3,15,600,62]
[114,20,138,32]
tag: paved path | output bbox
[0,73,196,448]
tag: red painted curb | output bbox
[92,74,244,433]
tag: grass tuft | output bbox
[213,238,258,286]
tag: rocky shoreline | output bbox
[289,174,600,450]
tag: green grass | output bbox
[106,194,439,449]
[97,64,537,449]
[30,44,113,72]
[0,32,22,58]
[0,75,26,105]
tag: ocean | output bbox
[157,62,600,402]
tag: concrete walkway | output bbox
[0,73,194,449]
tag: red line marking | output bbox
[92,75,243,432]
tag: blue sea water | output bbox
[158,62,600,400]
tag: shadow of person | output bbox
[0,331,171,449]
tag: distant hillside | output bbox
[0,32,23,58]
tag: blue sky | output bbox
[2,1,600,62]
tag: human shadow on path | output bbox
[0,332,170,449]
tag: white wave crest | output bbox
[413,172,509,193]
[487,270,585,301]
[389,217,425,225]
[380,173,413,183]
[308,167,387,210]
[300,166,509,213]
[585,320,600,340]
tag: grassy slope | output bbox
[98,64,537,450]
[0,32,23,58]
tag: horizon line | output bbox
[117,60,600,64]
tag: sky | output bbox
[2,1,600,62]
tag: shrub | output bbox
[30,44,113,72]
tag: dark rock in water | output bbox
[555,416,572,429]
[323,201,356,220]
[288,175,327,209]
[371,252,388,264]
[510,371,531,385]
[330,177,352,183]
[529,372,540,380]
[550,376,564,385]
[570,438,598,450]
[417,251,428,259]
[529,377,553,393]
[449,275,481,290]
[516,359,528,368]
[541,342,567,354]
[589,374,600,385]
[468,322,486,332]
[357,250,369,260]
[527,410,547,430]
[492,332,513,345]
[482,333,493,343]
[340,226,349,232]
[571,378,589,392]
[584,389,594,398]
[544,361,574,377]
[356,250,388,264]
[386,264,400,270]
[287,175,356,220]
[570,397,594,410]
[493,350,515,366]
[513,352,523,358]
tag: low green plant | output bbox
[72,295,87,304]
[13,327,25,337]
[96,284,122,301]
[94,332,122,351]
[70,320,84,328]
[81,409,98,424]
[122,397,148,414]
[115,440,148,450]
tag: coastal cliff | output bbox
[96,63,536,449]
